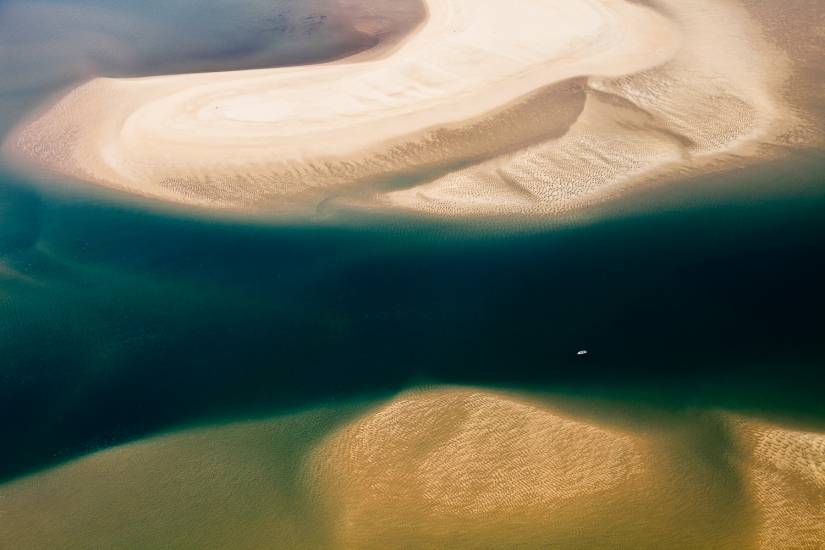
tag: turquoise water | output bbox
[1,0,824,483]
[2,159,825,480]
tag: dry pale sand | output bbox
[2,387,823,549]
[6,0,813,218]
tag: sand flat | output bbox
[3,0,810,217]
[6,0,679,213]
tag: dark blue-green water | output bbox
[2,157,825,481]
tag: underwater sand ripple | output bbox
[4,388,823,548]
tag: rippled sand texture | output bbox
[7,0,814,217]
[730,418,825,549]
[383,0,807,216]
[3,388,823,549]
[306,389,747,548]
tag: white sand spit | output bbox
[4,0,802,217]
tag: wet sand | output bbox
[7,0,813,219]
[2,387,822,549]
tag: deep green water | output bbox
[1,0,824,484]
[2,156,825,481]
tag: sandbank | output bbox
[3,388,822,548]
[3,0,809,218]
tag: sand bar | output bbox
[4,388,821,548]
[4,0,802,217]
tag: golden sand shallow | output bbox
[2,387,823,549]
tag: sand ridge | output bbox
[6,0,678,215]
[381,0,800,216]
[3,0,809,218]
